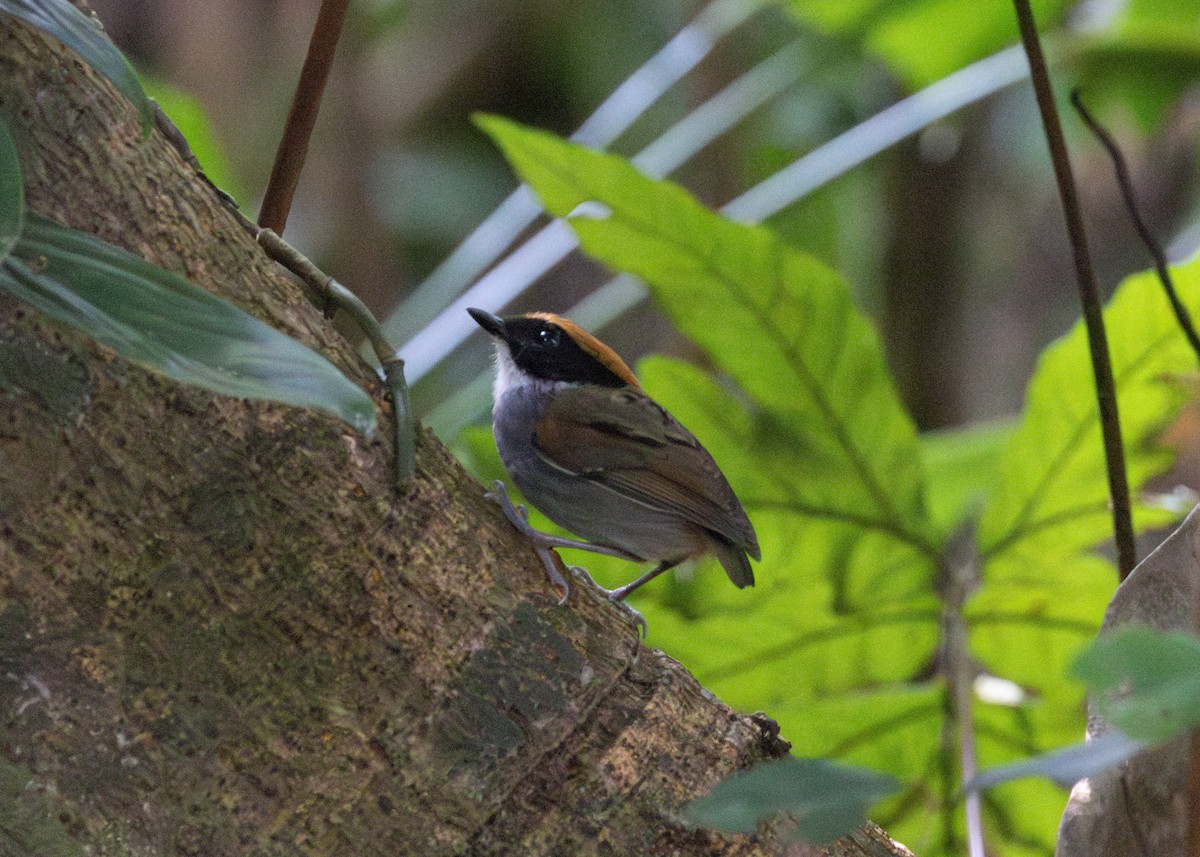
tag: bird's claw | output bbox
[613,595,648,638]
[486,480,530,527]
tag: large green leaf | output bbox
[471,113,1198,856]
[479,114,932,552]
[0,214,376,432]
[0,120,23,260]
[0,0,153,129]
[476,113,953,838]
[950,259,1200,854]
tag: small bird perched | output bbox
[469,307,759,609]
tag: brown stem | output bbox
[1191,587,1200,857]
[257,0,351,234]
[1071,90,1200,364]
[1012,0,1137,580]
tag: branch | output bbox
[1011,0,1136,580]
[1070,90,1200,364]
[253,227,415,482]
[258,0,351,233]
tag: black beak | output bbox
[467,307,507,338]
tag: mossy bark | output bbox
[0,10,909,857]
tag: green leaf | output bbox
[968,553,1118,693]
[920,421,1012,540]
[0,214,376,433]
[475,116,947,838]
[478,114,932,552]
[0,0,153,130]
[1072,626,1200,741]
[682,756,900,843]
[0,120,23,261]
[978,258,1198,576]
[967,730,1145,791]
[780,0,1073,88]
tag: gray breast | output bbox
[493,385,705,562]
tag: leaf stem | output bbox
[1071,90,1200,364]
[940,529,986,857]
[258,0,350,234]
[1012,0,1136,580]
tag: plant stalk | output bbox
[258,0,351,233]
[1012,0,1136,579]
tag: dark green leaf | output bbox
[682,756,900,843]
[0,120,23,260]
[967,730,1145,791]
[0,214,376,433]
[1072,626,1200,741]
[0,0,153,130]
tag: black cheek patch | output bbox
[505,319,628,387]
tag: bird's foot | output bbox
[485,480,570,604]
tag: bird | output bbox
[468,307,759,612]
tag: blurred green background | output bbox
[90,0,1200,436]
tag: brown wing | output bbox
[534,385,759,555]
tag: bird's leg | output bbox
[484,481,641,606]
[577,561,681,640]
[483,482,651,636]
[485,481,571,604]
[485,482,639,559]
[605,560,681,602]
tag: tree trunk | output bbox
[0,10,909,856]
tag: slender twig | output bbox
[1071,90,1200,363]
[940,526,986,857]
[1012,0,1136,580]
[1190,584,1200,857]
[258,0,351,233]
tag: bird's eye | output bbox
[538,327,560,347]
